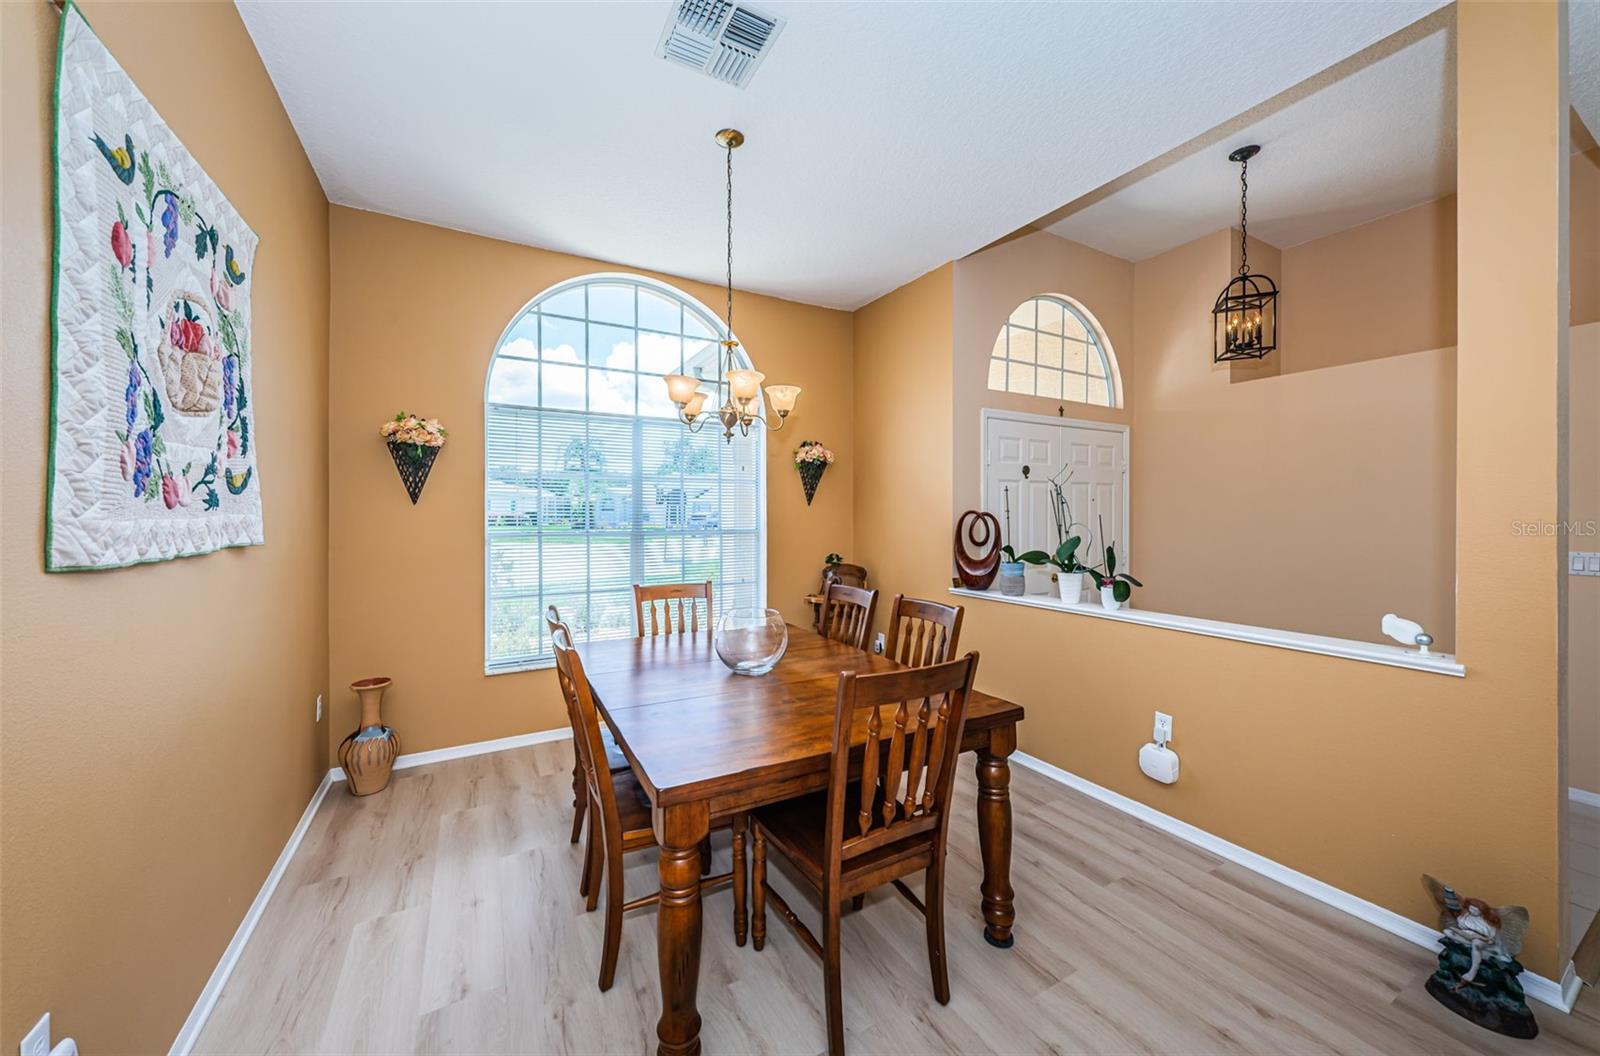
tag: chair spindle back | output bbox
[825,653,979,864]
[633,581,714,637]
[548,616,620,819]
[884,595,964,669]
[818,583,878,651]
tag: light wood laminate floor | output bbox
[1568,800,1600,957]
[196,740,1600,1054]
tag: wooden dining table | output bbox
[580,624,1026,1056]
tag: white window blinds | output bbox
[485,276,765,672]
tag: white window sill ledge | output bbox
[949,587,1465,678]
[486,658,556,676]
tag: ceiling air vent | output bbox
[657,0,785,89]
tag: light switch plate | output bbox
[1570,551,1600,577]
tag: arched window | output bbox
[987,295,1120,407]
[484,275,764,673]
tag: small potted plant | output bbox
[997,543,1031,596]
[1021,536,1092,605]
[1086,542,1142,611]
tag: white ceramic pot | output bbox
[1100,584,1127,612]
[1056,571,1087,605]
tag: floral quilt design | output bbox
[48,2,262,570]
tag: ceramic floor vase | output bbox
[339,676,399,796]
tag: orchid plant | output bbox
[1019,535,1089,576]
[1084,516,1142,602]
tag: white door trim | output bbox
[979,408,1131,565]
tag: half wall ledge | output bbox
[948,587,1466,677]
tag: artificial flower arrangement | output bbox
[379,412,447,504]
[380,412,447,452]
[793,440,834,506]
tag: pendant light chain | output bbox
[1237,153,1249,276]
[725,139,734,340]
[660,128,800,438]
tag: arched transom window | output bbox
[988,295,1119,407]
[484,275,764,673]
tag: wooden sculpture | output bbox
[954,510,1002,590]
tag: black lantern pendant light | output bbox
[1213,144,1278,362]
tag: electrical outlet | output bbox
[21,1013,50,1056]
[872,632,886,655]
[315,694,324,722]
[1153,711,1173,747]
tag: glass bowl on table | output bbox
[714,607,788,676]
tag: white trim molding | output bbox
[1011,752,1577,1013]
[328,726,572,783]
[169,769,337,1056]
[1568,786,1600,812]
[174,727,573,1053]
[951,587,1466,677]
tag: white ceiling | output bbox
[238,0,1445,310]
[1048,19,1455,260]
[1575,0,1600,147]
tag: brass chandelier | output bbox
[663,128,800,441]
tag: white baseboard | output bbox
[328,725,572,783]
[173,726,570,1053]
[1569,786,1600,812]
[168,768,336,1056]
[1011,752,1578,1014]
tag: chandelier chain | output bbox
[725,140,734,337]
[1237,155,1249,276]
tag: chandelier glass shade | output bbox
[1212,145,1279,362]
[663,128,800,441]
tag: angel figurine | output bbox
[1421,874,1538,1039]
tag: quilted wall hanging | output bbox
[47,1,261,571]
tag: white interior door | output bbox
[983,411,1128,574]
[1060,425,1127,564]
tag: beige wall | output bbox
[327,206,853,756]
[854,0,1568,975]
[1,3,330,1052]
[1129,229,1457,648]
[1575,148,1600,327]
[951,231,1134,518]
[853,265,954,640]
[1279,196,1457,374]
[1568,325,1600,797]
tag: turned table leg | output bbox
[975,725,1017,949]
[655,801,709,1056]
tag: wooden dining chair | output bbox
[634,581,713,637]
[749,652,980,1055]
[550,621,749,991]
[818,583,878,651]
[545,606,631,857]
[884,595,964,669]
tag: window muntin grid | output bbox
[986,295,1117,407]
